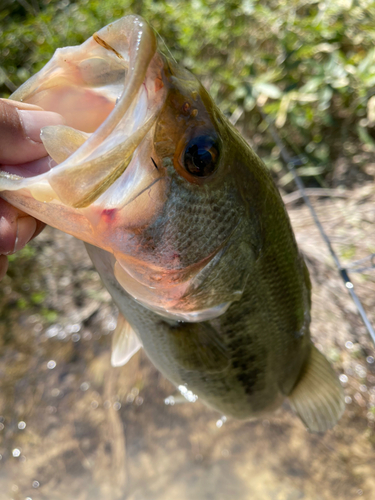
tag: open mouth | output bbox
[0,16,247,321]
[0,15,167,217]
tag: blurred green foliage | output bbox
[1,0,374,184]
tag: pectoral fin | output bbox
[111,313,142,367]
[288,344,345,433]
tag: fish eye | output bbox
[183,136,219,177]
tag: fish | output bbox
[0,15,345,432]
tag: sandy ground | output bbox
[0,185,375,500]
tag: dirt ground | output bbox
[1,184,375,500]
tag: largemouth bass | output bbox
[0,15,344,432]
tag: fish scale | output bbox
[140,179,240,269]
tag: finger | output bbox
[4,99,44,111]
[0,198,38,254]
[0,98,65,164]
[33,218,46,240]
[0,255,8,281]
[1,156,57,178]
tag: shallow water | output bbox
[1,189,375,500]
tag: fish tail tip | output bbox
[288,343,345,433]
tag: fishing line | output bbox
[153,28,178,64]
[258,107,375,347]
[346,253,375,274]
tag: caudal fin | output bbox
[288,344,345,433]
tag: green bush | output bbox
[1,0,374,185]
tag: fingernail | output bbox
[4,99,43,111]
[14,217,37,252]
[0,215,13,254]
[17,110,65,143]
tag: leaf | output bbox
[253,82,282,99]
[299,77,324,94]
[276,94,291,128]
[357,125,375,152]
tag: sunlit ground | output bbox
[1,185,375,500]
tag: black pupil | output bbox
[183,136,219,177]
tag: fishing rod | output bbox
[258,107,375,348]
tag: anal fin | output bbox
[111,313,142,367]
[288,343,345,433]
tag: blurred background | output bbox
[1,1,375,499]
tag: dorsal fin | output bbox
[288,343,345,433]
[111,313,142,367]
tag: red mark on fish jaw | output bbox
[169,252,181,268]
[155,76,163,93]
[101,208,117,223]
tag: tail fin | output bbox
[288,344,345,433]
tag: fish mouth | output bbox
[0,16,246,321]
[0,16,168,242]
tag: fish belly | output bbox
[85,245,302,419]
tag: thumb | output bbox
[0,99,64,165]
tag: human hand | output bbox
[0,98,64,280]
